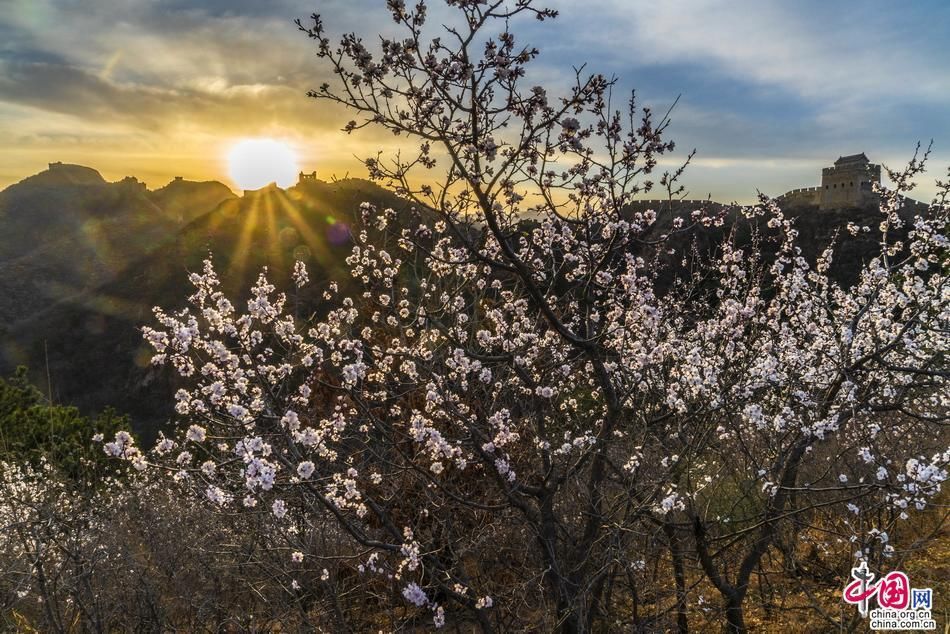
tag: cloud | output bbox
[0,0,417,188]
[530,0,950,198]
[563,0,950,108]
[0,58,322,135]
[1,0,947,201]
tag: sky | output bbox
[1,0,949,202]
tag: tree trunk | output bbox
[724,594,747,634]
[664,523,689,634]
[536,495,586,633]
[558,608,584,634]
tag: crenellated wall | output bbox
[632,155,904,212]
[776,187,821,208]
[774,154,882,210]
[628,199,717,207]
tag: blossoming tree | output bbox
[107,1,949,631]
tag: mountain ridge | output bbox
[0,164,237,327]
[1,163,235,197]
[0,165,411,438]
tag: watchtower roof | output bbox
[834,153,869,166]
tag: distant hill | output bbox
[0,164,235,327]
[150,177,237,225]
[0,169,412,439]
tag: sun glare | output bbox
[227,138,299,190]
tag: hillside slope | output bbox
[1,177,411,439]
[0,164,235,326]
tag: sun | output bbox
[227,138,299,190]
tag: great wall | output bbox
[630,153,892,211]
[290,153,909,212]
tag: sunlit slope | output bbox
[0,164,234,325]
[1,177,411,439]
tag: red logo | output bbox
[844,568,909,612]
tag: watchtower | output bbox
[819,153,880,210]
[298,171,317,183]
